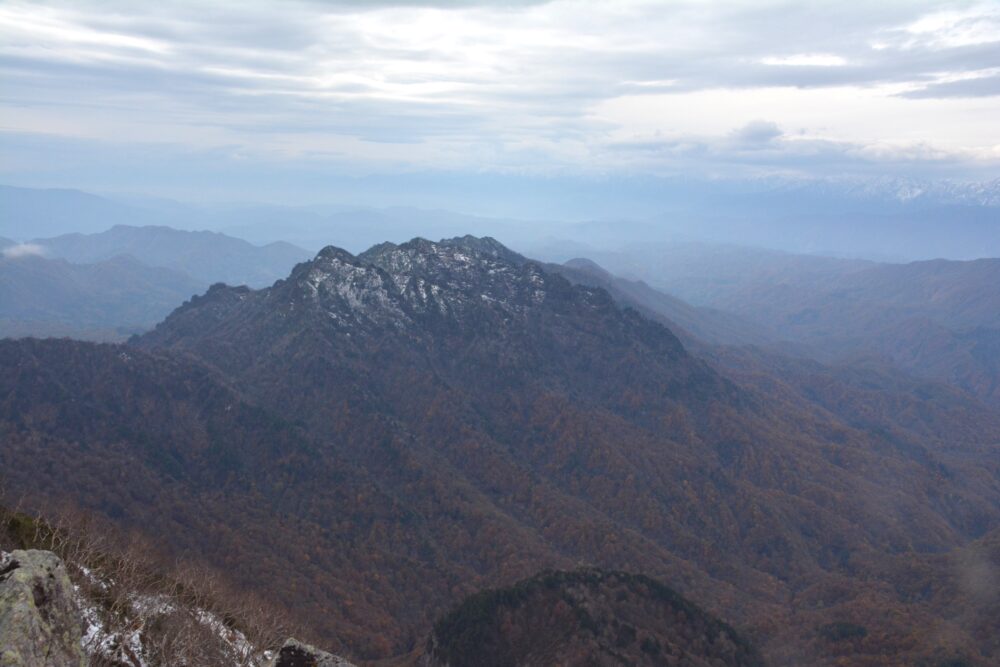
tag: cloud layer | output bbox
[1,0,998,196]
[2,243,47,259]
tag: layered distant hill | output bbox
[0,225,312,340]
[3,236,998,666]
[580,242,1000,407]
[719,258,1000,406]
[34,224,311,287]
[0,183,553,254]
[530,176,1000,260]
[537,242,874,308]
[0,252,203,340]
[550,257,771,347]
[0,184,146,238]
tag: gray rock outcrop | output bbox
[0,550,85,667]
[272,638,356,667]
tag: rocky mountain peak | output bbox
[314,244,359,264]
[357,235,524,279]
[289,245,403,326]
[441,234,525,261]
[136,233,701,411]
[139,235,600,352]
[273,236,573,330]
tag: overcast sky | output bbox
[1,0,999,201]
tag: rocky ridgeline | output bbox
[0,549,355,667]
[138,235,629,346]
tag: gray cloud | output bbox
[729,120,783,146]
[1,243,47,259]
[0,0,998,192]
[901,72,1000,98]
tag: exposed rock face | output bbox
[272,638,356,667]
[0,550,85,667]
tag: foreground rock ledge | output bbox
[0,549,85,667]
[272,638,357,667]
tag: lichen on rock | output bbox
[0,549,85,667]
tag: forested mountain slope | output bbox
[1,237,998,665]
[423,569,764,667]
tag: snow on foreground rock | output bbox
[2,549,354,667]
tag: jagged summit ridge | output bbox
[291,245,407,327]
[244,235,586,330]
[137,232,693,387]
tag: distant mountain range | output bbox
[580,243,1000,407]
[767,175,1000,208]
[3,236,998,665]
[525,175,1000,261]
[0,183,557,254]
[32,224,311,287]
[1,184,149,238]
[550,256,771,347]
[0,224,312,340]
[4,179,999,260]
[5,213,999,404]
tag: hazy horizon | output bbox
[3,1,998,261]
[2,177,997,263]
[3,2,999,191]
